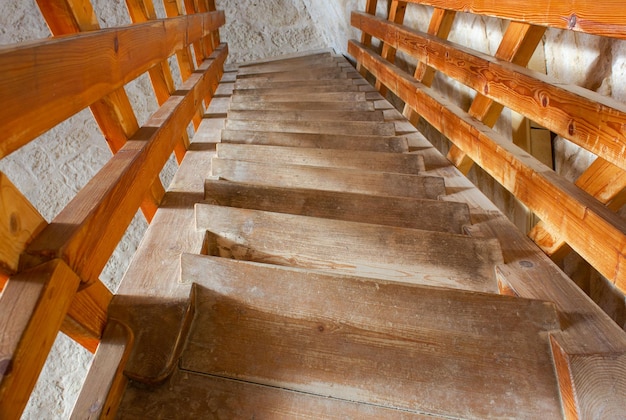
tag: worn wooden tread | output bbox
[204,179,470,233]
[234,78,363,90]
[228,99,375,112]
[227,109,385,122]
[230,91,368,103]
[195,203,503,292]
[117,368,437,419]
[237,51,333,68]
[236,63,352,80]
[224,119,395,136]
[177,254,561,418]
[215,143,421,174]
[238,69,359,82]
[235,58,344,76]
[210,158,445,199]
[233,84,361,95]
[220,129,409,152]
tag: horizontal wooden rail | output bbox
[348,40,626,290]
[351,11,626,173]
[403,0,626,40]
[0,10,225,160]
[23,44,228,286]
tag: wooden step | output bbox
[204,179,471,233]
[227,109,384,122]
[233,84,361,95]
[177,254,561,418]
[215,143,421,174]
[236,63,350,79]
[238,68,358,82]
[234,78,362,90]
[230,91,368,104]
[117,367,435,419]
[228,99,375,112]
[236,58,342,76]
[210,158,445,199]
[195,204,503,292]
[237,51,333,68]
[220,129,409,153]
[224,119,395,137]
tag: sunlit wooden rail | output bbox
[0,0,225,417]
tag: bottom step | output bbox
[174,255,562,419]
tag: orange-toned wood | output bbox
[24,45,228,287]
[403,8,456,124]
[183,0,208,65]
[0,172,47,277]
[357,0,379,76]
[352,12,626,173]
[348,40,626,289]
[375,1,407,94]
[529,157,626,257]
[125,0,191,163]
[447,22,546,173]
[62,280,113,353]
[403,0,626,40]
[35,0,99,33]
[0,259,81,418]
[1,10,225,160]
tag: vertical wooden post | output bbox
[357,0,379,77]
[375,1,408,95]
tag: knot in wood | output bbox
[568,14,577,30]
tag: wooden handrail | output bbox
[403,0,626,40]
[0,4,226,417]
[0,10,225,160]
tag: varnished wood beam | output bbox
[0,10,225,160]
[375,1,407,95]
[403,0,626,40]
[348,40,626,289]
[357,0,379,76]
[351,12,626,172]
[24,45,228,287]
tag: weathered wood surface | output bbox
[204,179,470,233]
[195,204,502,292]
[235,58,341,76]
[236,68,359,82]
[228,99,375,111]
[117,367,438,419]
[233,84,361,95]
[403,0,626,40]
[238,51,332,68]
[234,78,360,90]
[215,143,421,173]
[230,91,368,104]
[352,12,626,173]
[225,118,395,136]
[24,45,227,287]
[221,129,409,152]
[236,62,350,79]
[179,254,560,418]
[0,11,225,159]
[349,40,626,290]
[211,158,445,199]
[227,109,384,122]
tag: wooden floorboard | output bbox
[229,91,368,103]
[203,179,471,233]
[178,254,562,419]
[228,99,376,111]
[226,109,385,122]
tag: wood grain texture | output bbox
[215,143,420,173]
[0,260,81,418]
[352,12,626,172]
[238,51,332,68]
[233,84,360,95]
[117,367,437,419]
[225,119,395,136]
[230,91,368,104]
[70,320,133,420]
[403,0,626,40]
[204,179,470,233]
[195,204,502,291]
[179,254,560,418]
[349,40,626,290]
[211,158,445,199]
[23,45,227,286]
[227,109,384,122]
[228,99,375,111]
[0,173,47,276]
[234,78,358,90]
[221,129,409,152]
[0,11,225,159]
[235,58,340,76]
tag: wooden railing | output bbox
[350,1,626,294]
[0,0,226,417]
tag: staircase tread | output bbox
[195,203,503,292]
[215,143,421,174]
[204,179,470,233]
[230,91,368,103]
[233,84,361,94]
[224,118,396,136]
[221,129,409,152]
[227,109,385,122]
[236,63,352,79]
[237,51,334,68]
[210,158,445,199]
[228,99,375,111]
[237,68,359,82]
[176,254,562,419]
[234,78,365,90]
[236,58,344,76]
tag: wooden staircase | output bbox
[78,51,571,418]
